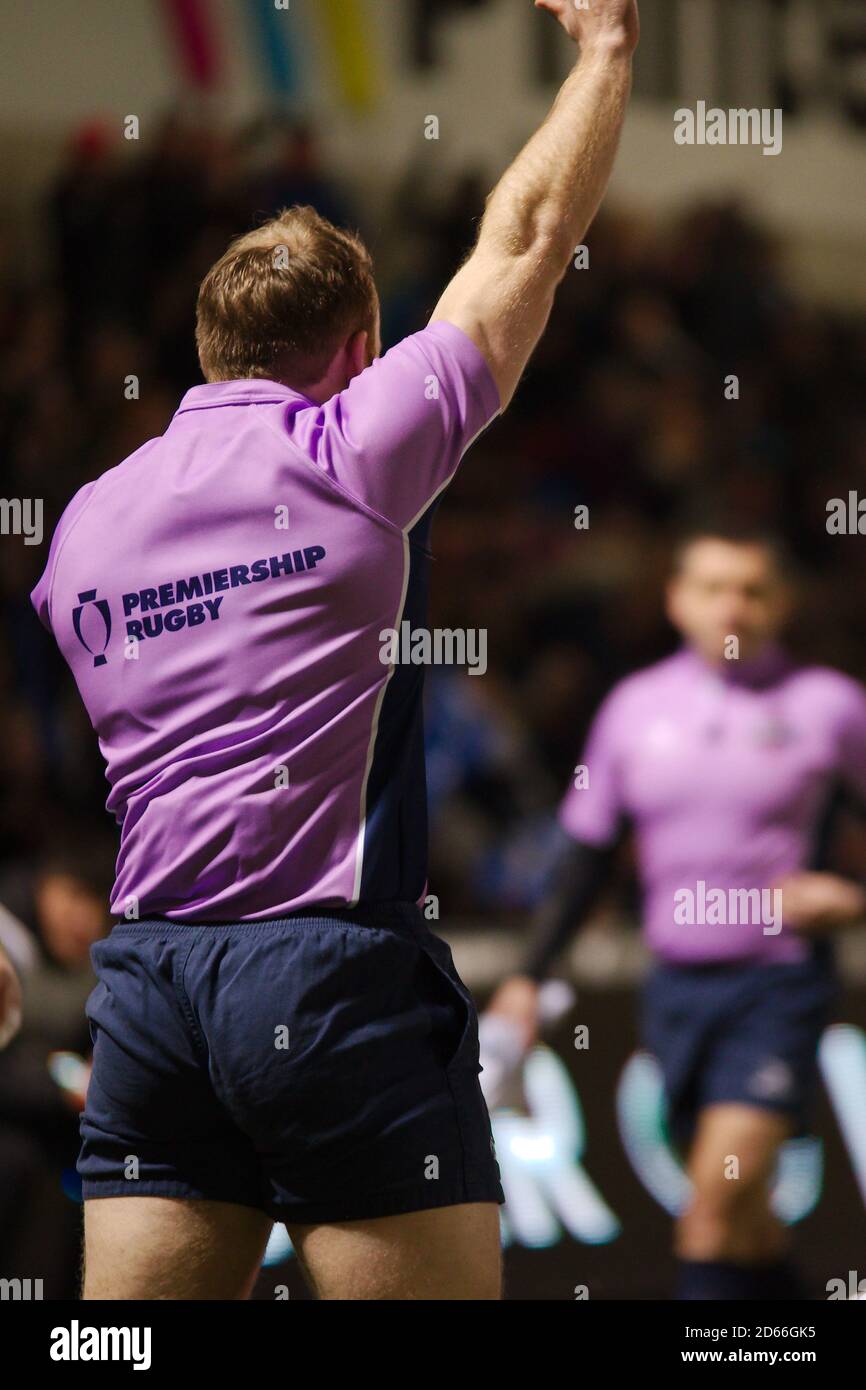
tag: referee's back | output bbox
[31,322,499,921]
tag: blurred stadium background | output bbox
[1,0,865,1298]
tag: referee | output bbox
[489,523,866,1299]
[30,0,640,1300]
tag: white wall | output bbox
[1,0,863,305]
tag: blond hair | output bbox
[196,206,377,388]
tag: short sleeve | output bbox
[558,691,627,848]
[291,321,500,531]
[30,481,97,633]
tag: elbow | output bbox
[539,220,580,276]
[518,221,574,285]
[488,190,573,271]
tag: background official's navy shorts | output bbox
[640,954,838,1143]
[81,903,504,1224]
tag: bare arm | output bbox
[432,0,639,408]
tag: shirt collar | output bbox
[682,642,791,690]
[173,379,314,415]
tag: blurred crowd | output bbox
[0,105,865,1292]
[5,111,865,914]
[2,118,866,1258]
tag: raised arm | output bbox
[432,0,639,408]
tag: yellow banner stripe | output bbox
[315,0,380,112]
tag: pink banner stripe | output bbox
[159,0,222,90]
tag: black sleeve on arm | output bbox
[522,835,620,983]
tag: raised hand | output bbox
[535,0,640,54]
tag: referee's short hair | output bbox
[670,507,795,578]
[196,205,378,389]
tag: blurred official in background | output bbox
[489,522,866,1299]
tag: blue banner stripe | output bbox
[246,0,300,98]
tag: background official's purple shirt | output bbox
[559,647,866,964]
[32,323,500,921]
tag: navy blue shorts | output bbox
[80,903,504,1224]
[640,955,838,1143]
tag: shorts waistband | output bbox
[106,901,425,933]
[652,948,833,978]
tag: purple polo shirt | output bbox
[31,322,500,921]
[560,647,866,964]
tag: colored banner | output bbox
[245,0,300,100]
[158,0,222,90]
[314,0,380,113]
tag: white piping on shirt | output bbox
[349,408,500,906]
